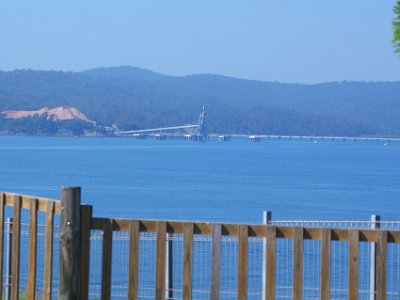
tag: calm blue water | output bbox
[0,136,399,223]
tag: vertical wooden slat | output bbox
[182,222,194,300]
[348,230,359,300]
[11,196,21,300]
[238,225,248,300]
[155,221,167,300]
[27,199,38,300]
[376,230,387,300]
[292,227,303,300]
[44,201,55,300]
[128,220,140,300]
[210,223,222,300]
[0,193,5,298]
[101,219,113,300]
[265,226,276,300]
[320,228,331,300]
[80,204,93,300]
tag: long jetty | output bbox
[209,134,400,142]
[124,132,399,142]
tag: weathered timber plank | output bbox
[348,230,359,300]
[320,228,331,300]
[182,222,194,300]
[128,220,140,300]
[11,196,21,300]
[292,227,303,300]
[88,217,400,243]
[238,225,248,300]
[101,219,113,300]
[265,226,276,300]
[94,215,394,244]
[27,199,38,300]
[44,201,55,300]
[59,187,82,300]
[210,224,222,300]
[155,221,167,300]
[388,231,400,243]
[81,205,93,300]
[376,230,387,300]
[4,193,61,213]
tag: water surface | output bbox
[0,136,398,223]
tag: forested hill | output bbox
[0,66,399,136]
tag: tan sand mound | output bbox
[2,107,95,124]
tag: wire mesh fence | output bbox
[84,214,400,300]
[1,209,61,300]
[270,220,400,231]
[1,210,400,300]
[270,216,400,300]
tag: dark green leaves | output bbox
[393,0,400,54]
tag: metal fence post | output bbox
[369,214,380,300]
[165,233,173,299]
[59,187,82,300]
[262,211,272,300]
[5,218,12,300]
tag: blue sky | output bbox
[0,0,399,83]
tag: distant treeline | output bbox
[0,66,399,136]
[0,115,104,136]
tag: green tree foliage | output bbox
[0,68,400,136]
[394,0,400,54]
[0,114,104,136]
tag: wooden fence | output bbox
[0,187,399,300]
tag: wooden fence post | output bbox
[59,186,82,300]
[80,205,93,300]
[210,224,222,300]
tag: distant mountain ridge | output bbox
[0,66,399,136]
[82,66,169,81]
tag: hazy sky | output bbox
[0,0,399,83]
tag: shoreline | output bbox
[0,133,399,141]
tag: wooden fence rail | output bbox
[0,192,60,300]
[0,188,398,300]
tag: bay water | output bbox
[0,136,398,223]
